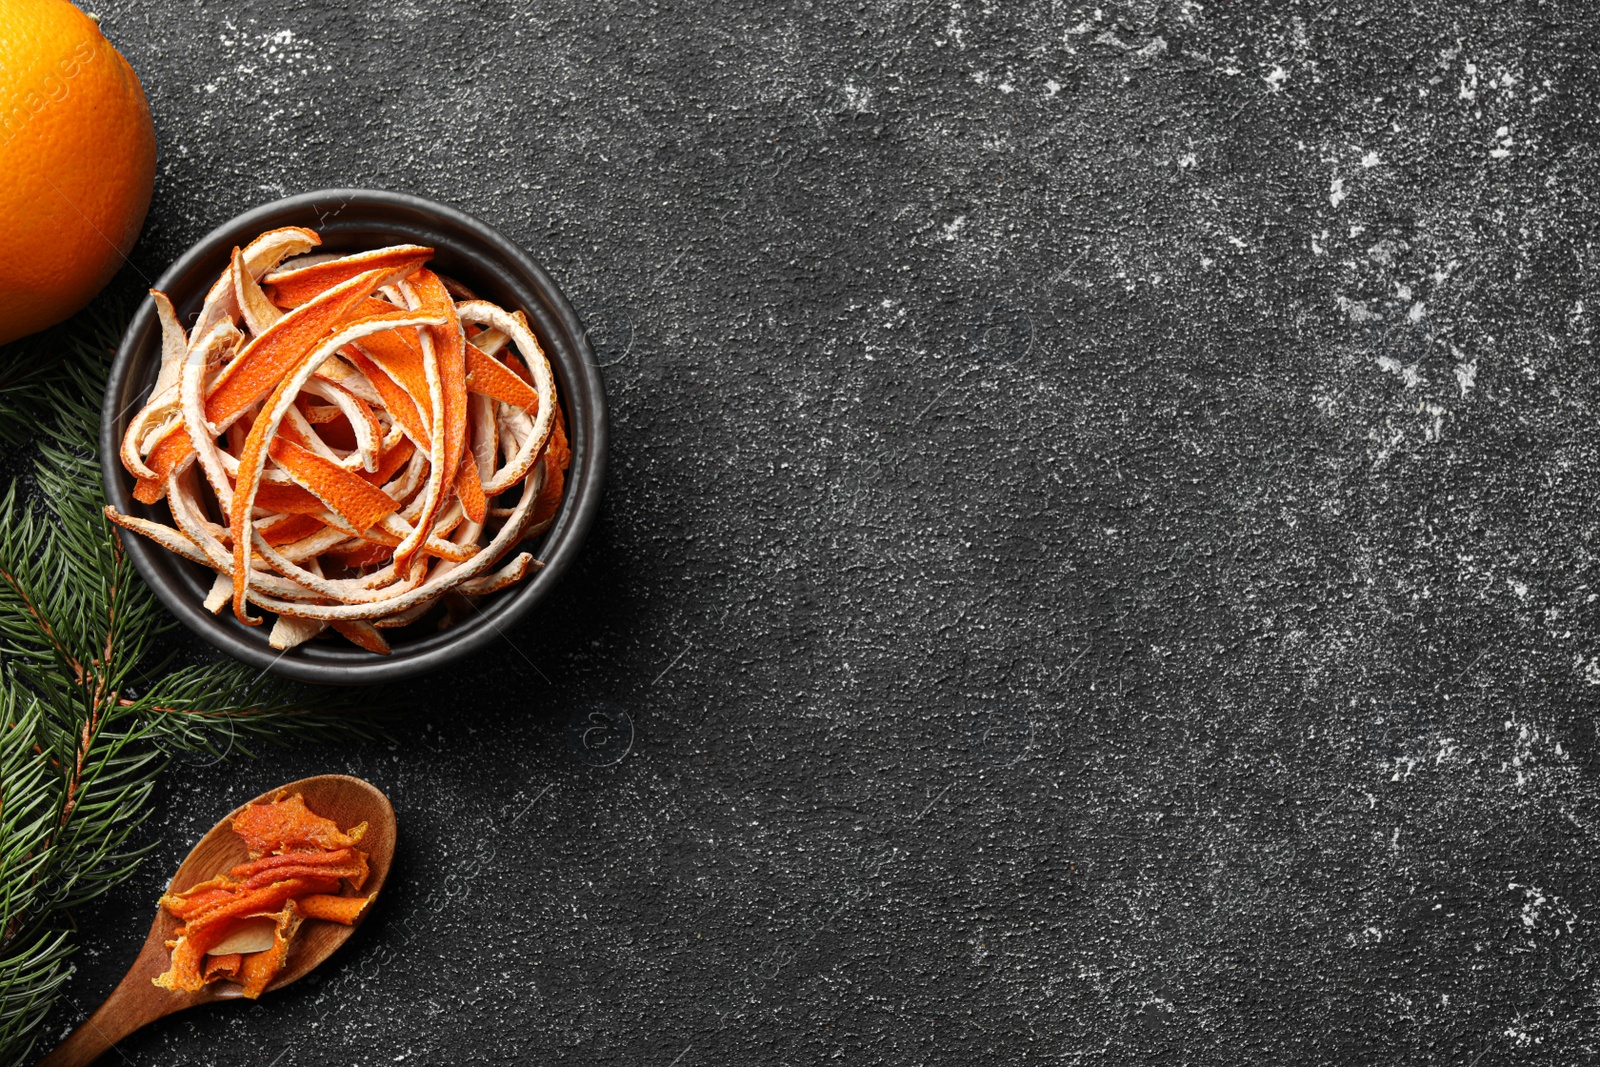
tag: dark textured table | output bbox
[39,1,1600,1063]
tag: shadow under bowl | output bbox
[100,189,607,685]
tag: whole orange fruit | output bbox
[0,0,155,345]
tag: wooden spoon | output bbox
[35,774,396,1067]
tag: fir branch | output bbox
[0,929,71,1063]
[0,297,383,1066]
[0,301,120,457]
[0,697,55,949]
[135,662,385,758]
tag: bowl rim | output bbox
[100,188,608,685]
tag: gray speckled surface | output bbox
[34,0,1600,1063]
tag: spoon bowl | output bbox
[35,775,395,1066]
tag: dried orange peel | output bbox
[153,793,375,998]
[110,228,572,651]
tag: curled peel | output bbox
[112,227,569,651]
[155,794,376,999]
[233,792,365,856]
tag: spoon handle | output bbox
[34,936,186,1067]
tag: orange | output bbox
[0,0,155,345]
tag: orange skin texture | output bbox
[263,244,433,308]
[391,269,468,576]
[235,856,368,893]
[227,846,369,892]
[455,343,534,524]
[348,344,431,447]
[261,513,326,547]
[252,482,336,516]
[160,873,340,926]
[236,903,303,999]
[232,793,364,856]
[202,953,242,982]
[296,893,373,925]
[253,435,417,517]
[464,340,539,410]
[267,436,401,533]
[235,949,278,998]
[530,404,571,529]
[323,540,394,569]
[158,877,241,921]
[227,846,364,882]
[330,619,390,653]
[454,456,488,523]
[0,0,156,344]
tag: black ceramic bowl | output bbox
[101,189,607,685]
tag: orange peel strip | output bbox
[267,437,399,533]
[237,902,304,1000]
[228,846,364,882]
[527,404,572,534]
[458,553,542,596]
[104,508,213,568]
[233,793,365,857]
[464,340,539,409]
[347,304,433,417]
[117,293,189,481]
[160,875,238,921]
[386,272,462,578]
[203,573,232,614]
[150,290,190,394]
[263,244,435,308]
[262,513,327,547]
[253,482,331,515]
[346,347,430,448]
[228,311,446,623]
[297,893,374,925]
[190,226,320,343]
[270,614,327,651]
[233,244,285,335]
[419,271,471,498]
[455,461,488,524]
[454,301,556,495]
[154,878,330,992]
[369,600,436,630]
[235,855,369,893]
[203,953,243,983]
[180,319,249,512]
